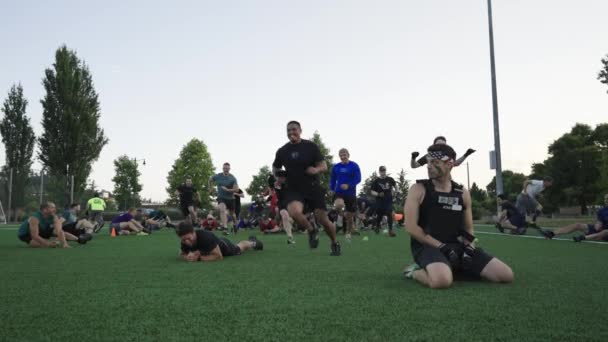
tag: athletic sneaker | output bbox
[287,237,296,245]
[93,222,102,234]
[403,263,421,279]
[388,230,396,237]
[77,233,93,245]
[540,229,555,239]
[345,233,352,242]
[573,235,586,242]
[308,228,319,249]
[137,231,149,236]
[330,242,341,256]
[495,223,505,233]
[249,236,264,250]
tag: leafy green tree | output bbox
[360,171,378,197]
[532,123,604,213]
[38,45,108,205]
[0,84,36,209]
[112,156,142,210]
[598,54,608,94]
[310,131,334,205]
[166,139,215,209]
[246,166,272,200]
[394,169,410,213]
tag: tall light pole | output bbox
[487,0,503,208]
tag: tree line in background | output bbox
[1,49,608,220]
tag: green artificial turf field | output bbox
[1,224,607,342]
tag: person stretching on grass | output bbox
[176,222,263,262]
[541,193,608,242]
[109,208,148,235]
[495,194,527,235]
[403,144,513,289]
[17,202,91,248]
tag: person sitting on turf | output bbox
[496,195,527,235]
[110,208,148,235]
[17,202,91,248]
[403,143,513,289]
[177,222,263,262]
[201,214,219,231]
[541,193,608,242]
[62,203,96,235]
[142,209,175,231]
[259,215,281,234]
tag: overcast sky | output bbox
[1,0,607,202]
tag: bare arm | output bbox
[199,246,223,262]
[454,155,467,167]
[404,184,442,248]
[461,188,475,246]
[130,219,145,230]
[28,217,52,247]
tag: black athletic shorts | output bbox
[18,230,53,244]
[285,187,326,211]
[218,238,241,257]
[334,194,357,213]
[62,222,82,236]
[412,243,494,278]
[217,198,235,211]
[180,202,195,217]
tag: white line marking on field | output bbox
[475,229,608,245]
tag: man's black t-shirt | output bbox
[177,184,197,204]
[372,177,396,205]
[272,140,324,193]
[501,202,519,219]
[181,230,226,255]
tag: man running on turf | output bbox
[209,162,239,233]
[410,136,475,169]
[176,222,263,262]
[175,177,200,224]
[515,176,553,227]
[268,170,296,244]
[371,166,397,237]
[496,194,527,234]
[403,144,513,289]
[330,148,361,241]
[18,202,90,248]
[272,120,340,255]
[541,193,608,242]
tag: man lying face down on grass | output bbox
[176,222,263,262]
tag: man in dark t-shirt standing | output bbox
[175,177,200,224]
[272,120,340,256]
[176,222,263,262]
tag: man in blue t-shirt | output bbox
[329,148,361,241]
[541,193,608,242]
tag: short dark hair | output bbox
[223,162,230,166]
[433,136,447,144]
[177,222,194,236]
[287,120,301,128]
[544,176,553,183]
[93,192,100,197]
[427,143,457,160]
[40,201,55,211]
[70,203,80,209]
[497,194,508,201]
[276,170,287,178]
